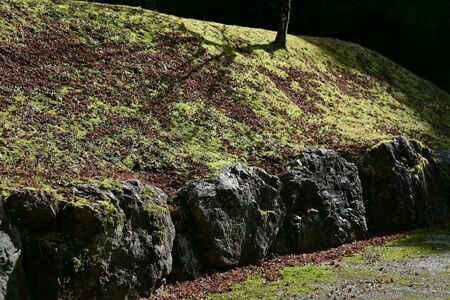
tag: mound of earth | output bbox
[0,0,448,195]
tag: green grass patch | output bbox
[211,227,450,299]
[211,264,334,299]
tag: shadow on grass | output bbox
[391,226,450,252]
[180,23,282,55]
[301,36,446,95]
[155,22,281,120]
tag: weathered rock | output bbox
[436,149,450,208]
[168,233,202,282]
[4,190,58,230]
[274,149,367,254]
[170,165,284,280]
[1,189,59,299]
[437,149,450,165]
[2,180,175,299]
[0,201,29,300]
[358,137,449,233]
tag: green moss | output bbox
[141,187,170,217]
[368,246,432,262]
[389,228,450,249]
[68,178,124,195]
[369,138,397,150]
[271,265,334,292]
[258,209,276,221]
[0,185,14,200]
[140,186,170,243]
[98,200,119,227]
[341,252,368,265]
[410,155,430,181]
[208,227,450,299]
[355,228,450,263]
[0,0,448,193]
[72,255,84,273]
[211,276,267,300]
[211,264,334,299]
[68,197,90,207]
[143,202,168,216]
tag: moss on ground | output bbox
[211,264,335,300]
[0,0,449,194]
[211,227,450,299]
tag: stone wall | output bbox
[1,137,448,298]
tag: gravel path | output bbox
[312,234,450,299]
[157,228,449,299]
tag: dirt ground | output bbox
[316,234,450,299]
[159,227,450,299]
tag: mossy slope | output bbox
[0,0,448,193]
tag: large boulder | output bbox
[0,200,29,300]
[274,149,367,254]
[3,190,59,230]
[2,180,175,299]
[170,165,284,281]
[358,137,449,233]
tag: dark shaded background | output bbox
[88,0,450,93]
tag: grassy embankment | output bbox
[0,0,449,196]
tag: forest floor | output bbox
[158,226,450,299]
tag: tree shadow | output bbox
[158,23,281,105]
[393,226,450,252]
[237,42,283,54]
[155,24,237,104]
[181,23,281,55]
[152,23,263,128]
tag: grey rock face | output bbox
[0,202,29,300]
[436,149,450,165]
[1,180,175,299]
[170,165,284,280]
[274,149,367,254]
[358,137,449,233]
[436,149,450,208]
[168,233,202,282]
[4,190,58,230]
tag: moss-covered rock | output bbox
[1,179,175,299]
[358,136,449,233]
[436,149,450,208]
[170,165,284,281]
[4,189,58,230]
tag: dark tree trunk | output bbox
[274,0,291,48]
[143,0,156,9]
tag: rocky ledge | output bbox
[358,137,449,233]
[1,137,448,299]
[1,180,175,299]
[274,148,367,255]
